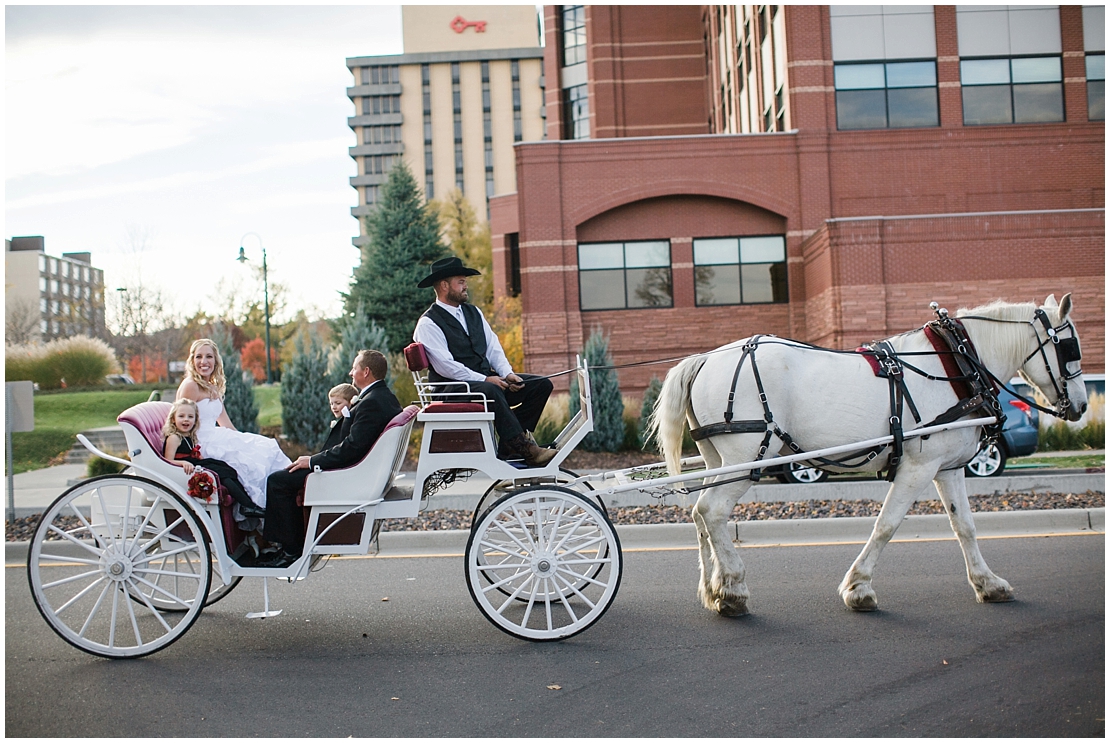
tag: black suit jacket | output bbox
[309,380,402,471]
[322,417,345,452]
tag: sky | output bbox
[6,4,408,327]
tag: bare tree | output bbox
[110,282,167,383]
[6,297,41,346]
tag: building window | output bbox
[562,5,586,66]
[961,56,1063,125]
[364,154,396,175]
[364,95,400,115]
[693,235,788,305]
[1088,54,1104,121]
[425,178,434,200]
[363,65,399,86]
[578,241,672,311]
[564,84,589,139]
[365,185,379,205]
[363,124,401,145]
[40,298,47,313]
[508,233,521,296]
[39,276,46,292]
[835,61,939,130]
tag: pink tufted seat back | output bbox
[118,401,173,456]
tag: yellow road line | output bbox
[10,530,1100,567]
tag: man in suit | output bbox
[258,349,402,567]
[412,256,554,467]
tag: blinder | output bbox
[1024,308,1084,411]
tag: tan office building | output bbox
[346,5,545,250]
[5,236,106,344]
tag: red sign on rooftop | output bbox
[450,15,487,34]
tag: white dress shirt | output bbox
[413,300,514,383]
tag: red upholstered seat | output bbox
[384,404,420,431]
[404,342,429,372]
[424,402,487,414]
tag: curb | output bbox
[7,508,1102,563]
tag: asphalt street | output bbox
[6,532,1103,737]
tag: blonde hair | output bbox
[329,383,358,403]
[163,398,199,439]
[185,338,226,399]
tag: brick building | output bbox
[489,5,1105,395]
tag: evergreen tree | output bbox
[344,161,449,352]
[569,329,625,452]
[639,376,663,451]
[329,303,390,389]
[213,325,259,433]
[280,331,332,449]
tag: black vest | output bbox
[423,303,493,382]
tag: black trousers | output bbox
[437,373,553,443]
[263,468,310,554]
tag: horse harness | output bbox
[686,304,1011,485]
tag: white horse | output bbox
[650,294,1087,614]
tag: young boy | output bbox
[323,383,359,451]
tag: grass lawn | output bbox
[10,386,283,474]
[255,384,281,428]
[1010,453,1105,470]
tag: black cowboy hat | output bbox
[417,256,481,288]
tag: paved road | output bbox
[7,533,1103,737]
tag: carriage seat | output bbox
[301,404,419,506]
[403,342,487,414]
[118,401,174,458]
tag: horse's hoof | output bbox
[976,584,1015,603]
[841,584,878,612]
[715,597,749,617]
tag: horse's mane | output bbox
[955,299,1038,375]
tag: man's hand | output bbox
[485,375,509,390]
[287,455,312,472]
[505,373,525,392]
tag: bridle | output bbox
[961,308,1084,419]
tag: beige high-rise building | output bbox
[5,236,106,344]
[346,5,545,250]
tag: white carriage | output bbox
[26,349,622,658]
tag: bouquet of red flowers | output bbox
[187,469,217,502]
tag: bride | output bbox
[176,338,291,510]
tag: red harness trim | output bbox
[923,324,976,399]
[855,347,883,377]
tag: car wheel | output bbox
[782,462,829,484]
[965,443,1007,477]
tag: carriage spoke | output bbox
[480,566,532,593]
[123,584,144,647]
[41,568,102,590]
[38,553,103,567]
[553,570,598,608]
[54,576,106,616]
[46,524,105,558]
[131,573,195,608]
[132,541,200,565]
[107,583,121,648]
[77,581,112,638]
[128,579,175,631]
[94,487,120,550]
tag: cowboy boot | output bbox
[506,433,557,467]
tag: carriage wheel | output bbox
[473,470,609,603]
[465,485,622,641]
[27,475,211,658]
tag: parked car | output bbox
[105,374,136,386]
[964,386,1040,477]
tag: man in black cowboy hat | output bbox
[413,256,555,467]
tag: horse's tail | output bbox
[648,354,707,475]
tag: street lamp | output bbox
[237,232,272,385]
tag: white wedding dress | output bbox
[195,398,290,508]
